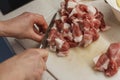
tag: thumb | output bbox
[37,49,48,62]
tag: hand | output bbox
[0,49,48,80]
[1,12,48,42]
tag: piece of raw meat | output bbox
[94,43,120,77]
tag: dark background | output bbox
[0,0,33,15]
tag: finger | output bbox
[40,57,47,70]
[35,73,42,80]
[40,49,48,63]
[34,67,46,80]
[34,14,48,31]
[30,31,44,42]
[36,49,48,62]
[33,24,40,34]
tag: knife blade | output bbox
[40,13,57,48]
[39,13,58,80]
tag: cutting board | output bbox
[46,1,120,80]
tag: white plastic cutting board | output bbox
[46,1,120,80]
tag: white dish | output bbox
[105,0,120,22]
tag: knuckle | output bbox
[22,12,30,16]
[36,49,48,57]
[25,48,48,58]
[40,15,44,18]
[27,48,39,54]
[23,12,30,15]
[26,48,34,52]
[23,12,34,19]
[45,51,48,57]
[34,70,43,79]
[36,70,43,77]
[38,14,44,19]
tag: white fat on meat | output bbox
[52,26,57,30]
[67,1,77,9]
[93,55,100,64]
[63,31,73,40]
[47,38,51,42]
[73,18,83,23]
[63,23,71,29]
[69,8,77,17]
[61,16,66,22]
[101,59,109,70]
[74,35,83,43]
[52,24,57,30]
[61,2,65,9]
[55,38,64,49]
[87,5,96,15]
[93,55,109,70]
[73,18,80,23]
[101,25,111,32]
[75,0,82,2]
[61,9,65,14]
[68,31,73,40]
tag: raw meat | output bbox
[94,43,120,77]
[47,0,109,56]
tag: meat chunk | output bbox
[71,22,83,43]
[94,43,120,77]
[48,28,70,56]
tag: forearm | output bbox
[0,20,18,37]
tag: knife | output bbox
[39,13,58,80]
[40,13,57,49]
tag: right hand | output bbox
[0,49,48,80]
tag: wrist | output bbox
[0,21,7,37]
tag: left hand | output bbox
[1,12,48,42]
